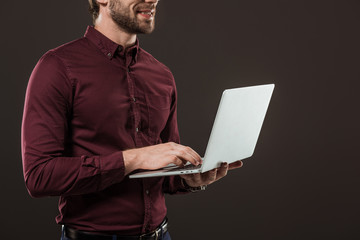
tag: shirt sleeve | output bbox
[22,52,126,198]
[160,72,189,194]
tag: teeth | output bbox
[140,12,152,15]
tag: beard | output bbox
[109,0,155,34]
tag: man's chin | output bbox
[142,28,155,34]
[137,24,155,34]
[136,16,155,33]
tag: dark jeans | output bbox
[60,226,172,240]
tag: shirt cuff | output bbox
[99,151,126,189]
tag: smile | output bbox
[137,9,155,20]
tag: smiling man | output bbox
[22,0,242,239]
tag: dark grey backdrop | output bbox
[1,0,359,239]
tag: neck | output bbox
[94,16,137,49]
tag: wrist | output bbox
[123,149,140,175]
[181,178,207,193]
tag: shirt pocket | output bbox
[145,93,171,139]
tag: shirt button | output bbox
[107,52,112,57]
[136,127,139,133]
[132,97,136,102]
[145,190,149,195]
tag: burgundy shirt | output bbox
[22,26,187,235]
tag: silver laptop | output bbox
[129,84,275,178]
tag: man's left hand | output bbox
[180,160,244,188]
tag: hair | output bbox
[88,0,100,24]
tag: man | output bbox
[22,0,243,239]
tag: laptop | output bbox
[129,84,275,178]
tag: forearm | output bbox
[23,151,125,198]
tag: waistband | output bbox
[63,218,168,240]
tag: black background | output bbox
[1,0,360,239]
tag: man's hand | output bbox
[123,142,202,175]
[180,161,243,188]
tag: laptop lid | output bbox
[200,83,274,172]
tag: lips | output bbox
[136,9,155,19]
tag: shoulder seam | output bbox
[47,50,75,88]
[42,51,74,109]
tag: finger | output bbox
[202,169,217,184]
[191,173,202,182]
[164,142,197,166]
[180,174,192,181]
[171,156,185,167]
[215,162,228,180]
[172,145,202,166]
[181,172,201,183]
[181,145,202,164]
[185,146,202,164]
[181,173,202,187]
[228,160,243,170]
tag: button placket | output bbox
[124,54,141,146]
[131,97,140,135]
[142,180,152,234]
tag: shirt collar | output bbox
[84,26,139,62]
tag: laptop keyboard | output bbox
[166,164,202,172]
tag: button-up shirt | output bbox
[22,26,186,235]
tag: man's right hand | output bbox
[123,142,202,175]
